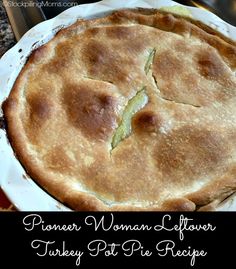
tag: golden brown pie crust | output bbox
[3,9,236,211]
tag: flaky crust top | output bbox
[3,9,236,210]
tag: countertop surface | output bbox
[0,1,15,210]
[0,1,15,58]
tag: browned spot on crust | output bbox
[83,41,108,66]
[45,58,69,73]
[153,14,175,31]
[86,27,100,37]
[106,26,133,39]
[173,19,191,35]
[155,126,228,179]
[44,147,75,173]
[223,46,236,67]
[132,111,161,133]
[20,93,54,145]
[173,39,192,53]
[153,51,184,81]
[106,25,147,54]
[27,93,52,122]
[43,40,75,73]
[82,40,135,83]
[196,49,226,80]
[182,73,199,88]
[108,10,134,24]
[63,84,118,141]
[200,34,236,69]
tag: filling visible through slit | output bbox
[111,87,148,149]
[145,48,156,74]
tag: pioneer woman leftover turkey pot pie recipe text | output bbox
[3,9,236,211]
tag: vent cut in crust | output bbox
[3,9,236,211]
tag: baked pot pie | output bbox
[3,9,236,211]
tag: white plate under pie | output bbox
[0,0,236,211]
